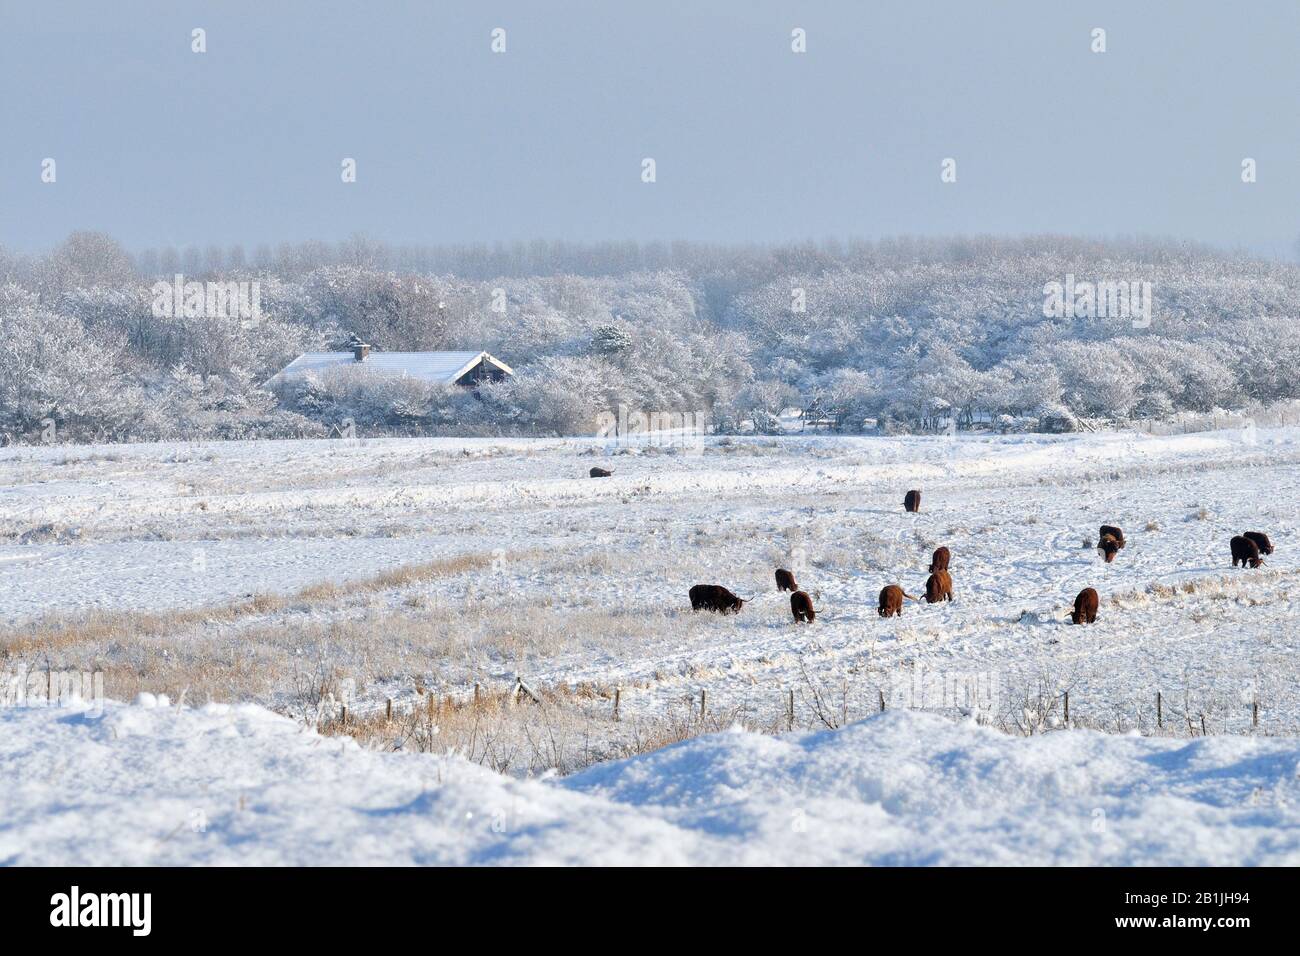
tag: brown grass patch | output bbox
[318,682,773,776]
[0,550,498,659]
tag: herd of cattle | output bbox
[684,487,1276,627]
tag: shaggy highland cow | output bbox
[925,569,953,603]
[774,568,798,592]
[1071,587,1099,625]
[589,467,612,478]
[1230,535,1264,568]
[904,489,922,513]
[878,584,916,618]
[1243,531,1274,555]
[689,584,747,614]
[929,546,951,573]
[790,590,816,623]
[1099,525,1125,548]
[1097,534,1121,563]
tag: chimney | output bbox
[353,342,370,362]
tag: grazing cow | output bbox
[790,590,816,623]
[689,584,747,614]
[1099,525,1125,548]
[929,546,951,573]
[1230,535,1264,569]
[1071,587,1099,625]
[878,584,917,618]
[774,568,798,592]
[1097,534,1120,563]
[925,570,953,603]
[589,467,612,478]
[904,489,922,513]
[1243,531,1274,556]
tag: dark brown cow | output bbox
[904,489,922,513]
[790,590,816,623]
[1243,531,1274,556]
[878,584,917,618]
[774,568,798,592]
[1071,587,1099,625]
[1099,525,1125,548]
[929,546,951,573]
[589,467,612,478]
[689,584,747,614]
[925,570,953,603]
[1097,534,1120,563]
[1230,535,1264,569]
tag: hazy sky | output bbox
[2,0,1297,256]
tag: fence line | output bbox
[1132,400,1300,437]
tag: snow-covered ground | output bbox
[2,427,1296,737]
[2,697,1296,865]
[2,427,1298,864]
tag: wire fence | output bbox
[1132,400,1300,437]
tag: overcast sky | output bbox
[2,0,1297,256]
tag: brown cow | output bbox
[925,570,953,603]
[1230,535,1264,568]
[929,546,951,573]
[1071,587,1099,625]
[878,584,917,618]
[904,489,922,513]
[1243,531,1274,556]
[1099,525,1125,548]
[589,467,612,478]
[774,568,798,592]
[1097,534,1120,563]
[689,584,747,614]
[790,590,816,623]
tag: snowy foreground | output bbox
[2,697,1298,866]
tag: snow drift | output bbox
[2,698,1297,866]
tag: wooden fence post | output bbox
[1157,691,1162,729]
[386,698,393,723]
[613,687,621,722]
[1063,691,1069,726]
[699,688,707,719]
[879,689,886,712]
[787,689,794,731]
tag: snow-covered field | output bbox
[3,427,1297,727]
[2,427,1298,863]
[2,698,1297,865]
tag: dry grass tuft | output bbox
[0,550,498,659]
[317,682,773,776]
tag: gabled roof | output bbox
[265,350,513,387]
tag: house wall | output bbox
[456,359,510,387]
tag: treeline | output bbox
[0,231,1297,444]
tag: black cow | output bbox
[689,584,747,614]
[790,590,816,623]
[1243,531,1274,556]
[1230,535,1264,569]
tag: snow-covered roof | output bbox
[266,350,513,387]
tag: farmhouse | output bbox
[264,342,514,390]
